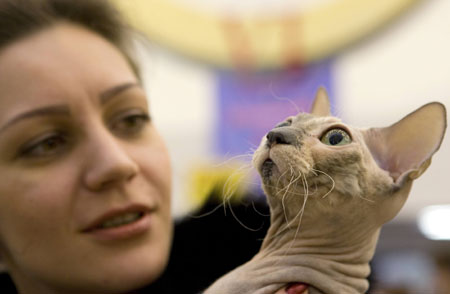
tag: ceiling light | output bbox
[417,205,450,240]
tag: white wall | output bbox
[335,0,450,220]
[135,43,217,216]
[137,0,450,220]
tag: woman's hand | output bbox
[203,246,316,294]
[203,254,310,294]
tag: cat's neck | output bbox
[257,203,381,294]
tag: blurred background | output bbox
[113,0,449,293]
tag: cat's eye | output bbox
[274,118,292,128]
[320,128,352,146]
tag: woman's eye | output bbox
[320,128,352,146]
[111,111,150,135]
[20,133,69,158]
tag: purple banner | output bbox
[216,60,335,157]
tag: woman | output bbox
[0,0,171,293]
[0,0,306,293]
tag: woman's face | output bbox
[0,23,172,293]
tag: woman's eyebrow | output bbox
[0,82,141,136]
[0,105,69,135]
[99,82,141,105]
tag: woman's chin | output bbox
[105,245,169,289]
[76,255,169,293]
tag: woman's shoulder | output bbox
[141,191,270,294]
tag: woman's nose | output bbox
[83,131,139,191]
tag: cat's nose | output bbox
[266,129,297,145]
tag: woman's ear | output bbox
[363,102,447,184]
[310,87,331,117]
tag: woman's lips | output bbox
[86,213,151,241]
[81,205,153,241]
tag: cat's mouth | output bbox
[261,158,276,179]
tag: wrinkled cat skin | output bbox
[205,89,446,294]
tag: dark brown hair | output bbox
[0,0,139,76]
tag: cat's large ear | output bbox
[364,102,447,185]
[310,87,331,116]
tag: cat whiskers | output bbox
[311,168,336,198]
[213,153,253,168]
[274,164,301,197]
[189,203,224,219]
[275,169,290,195]
[357,194,375,203]
[274,164,295,197]
[264,172,309,242]
[227,201,264,232]
[268,81,301,114]
[276,172,310,261]
[237,177,312,197]
[222,161,264,231]
[222,162,252,212]
[272,170,292,226]
[281,172,302,229]
[290,173,310,245]
[251,200,270,217]
[299,173,309,228]
[190,157,253,220]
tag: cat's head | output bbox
[253,88,447,229]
